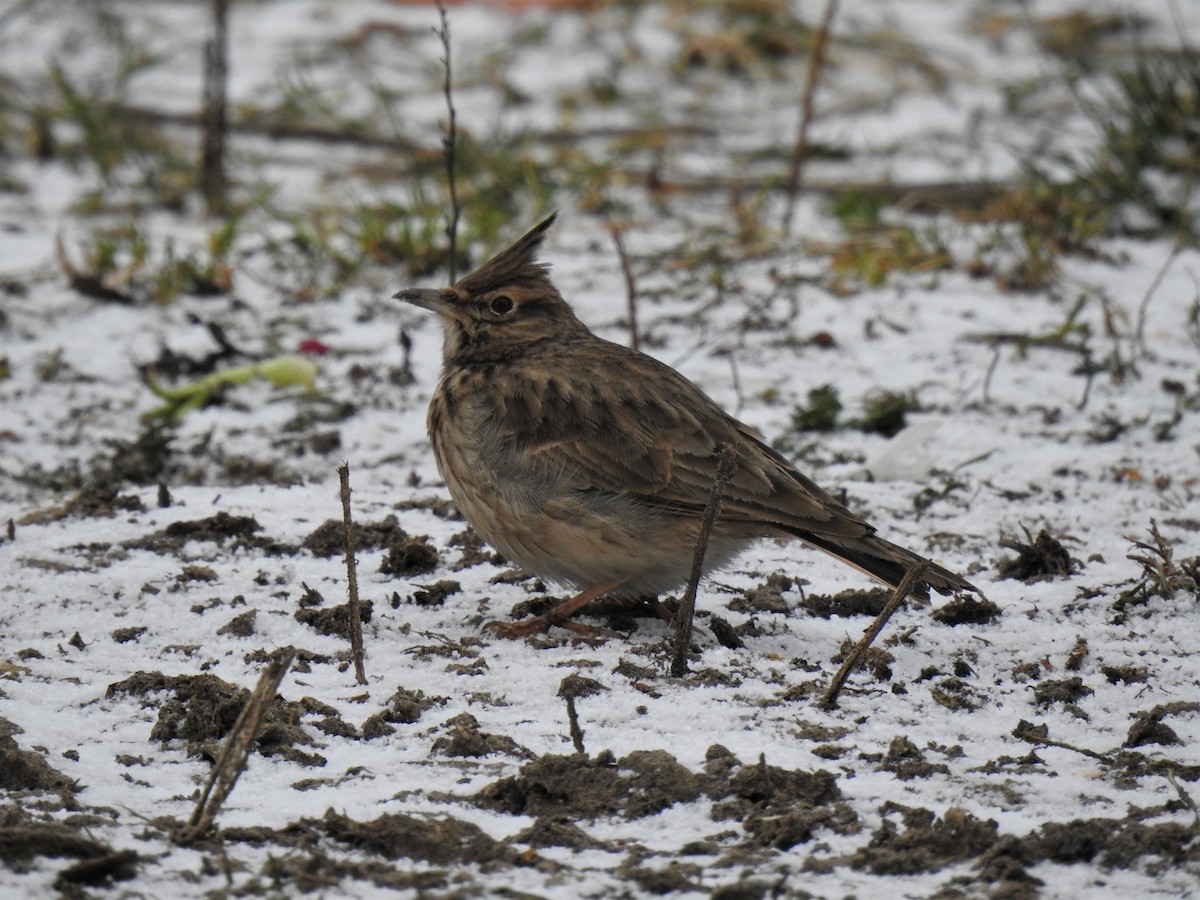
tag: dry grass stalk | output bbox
[820,560,927,709]
[338,463,367,685]
[670,444,738,676]
[177,650,295,843]
[782,0,840,236]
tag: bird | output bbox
[395,214,977,638]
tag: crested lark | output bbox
[397,214,977,637]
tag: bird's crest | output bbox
[453,213,557,295]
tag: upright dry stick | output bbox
[608,225,640,352]
[178,650,294,843]
[671,445,739,677]
[781,0,839,237]
[820,560,927,710]
[200,0,229,215]
[434,2,460,282]
[338,463,367,685]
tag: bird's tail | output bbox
[798,531,976,601]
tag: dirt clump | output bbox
[105,671,328,765]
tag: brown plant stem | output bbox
[200,0,229,215]
[608,224,639,352]
[820,560,927,709]
[434,2,460,282]
[782,0,839,236]
[671,444,738,677]
[338,463,367,685]
[177,650,294,843]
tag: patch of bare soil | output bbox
[0,806,138,888]
[0,720,75,793]
[477,744,855,852]
[105,672,346,766]
[124,512,296,555]
[997,529,1077,582]
[301,514,407,557]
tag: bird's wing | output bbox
[489,347,872,540]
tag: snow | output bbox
[2,1,1199,897]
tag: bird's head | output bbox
[395,213,587,363]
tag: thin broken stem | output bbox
[200,0,229,215]
[1134,240,1182,359]
[178,650,294,843]
[670,444,738,677]
[820,560,928,709]
[434,2,460,282]
[1012,720,1113,764]
[564,695,585,754]
[608,224,639,352]
[338,463,367,685]
[782,0,839,237]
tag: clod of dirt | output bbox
[711,881,774,900]
[0,807,114,871]
[1032,819,1114,864]
[379,535,439,576]
[931,594,1002,625]
[558,673,606,701]
[1102,664,1148,684]
[249,852,449,893]
[728,573,793,615]
[217,609,257,637]
[176,564,217,584]
[294,599,373,639]
[477,749,705,819]
[448,528,499,569]
[0,718,76,792]
[361,687,447,740]
[111,626,147,644]
[827,804,1000,875]
[877,736,951,781]
[997,529,1077,582]
[620,861,702,895]
[1033,676,1092,708]
[511,816,607,850]
[105,671,324,765]
[928,677,983,712]
[1123,701,1200,748]
[409,579,461,607]
[302,515,408,558]
[322,809,515,866]
[430,713,532,759]
[708,615,745,649]
[699,747,854,851]
[800,587,890,619]
[18,484,145,525]
[91,423,177,486]
[54,849,140,888]
[125,512,293,555]
[832,640,894,681]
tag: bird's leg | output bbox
[488,575,629,639]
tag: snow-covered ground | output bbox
[1,1,1198,897]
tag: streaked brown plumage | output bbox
[396,214,976,636]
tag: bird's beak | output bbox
[394,288,470,323]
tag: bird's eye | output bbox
[488,295,515,316]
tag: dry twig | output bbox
[607,224,639,352]
[671,445,738,677]
[338,463,367,685]
[434,2,460,282]
[782,0,839,236]
[200,0,229,215]
[820,560,927,709]
[177,650,295,843]
[1134,240,1183,359]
